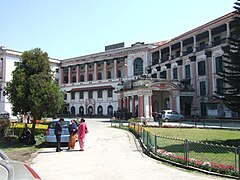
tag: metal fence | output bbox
[126,122,240,178]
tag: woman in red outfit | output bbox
[78,118,88,151]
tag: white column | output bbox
[180,41,183,56]
[193,35,197,52]
[176,95,180,113]
[144,95,150,118]
[169,45,172,60]
[226,22,230,38]
[208,29,212,47]
[159,49,162,62]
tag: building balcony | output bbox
[212,38,227,47]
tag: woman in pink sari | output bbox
[78,118,88,151]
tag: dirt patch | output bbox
[5,149,39,166]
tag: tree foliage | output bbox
[4,48,64,137]
[217,1,240,113]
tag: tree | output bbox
[4,48,64,140]
[216,1,240,113]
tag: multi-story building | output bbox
[0,11,237,119]
[59,42,155,118]
[0,47,60,118]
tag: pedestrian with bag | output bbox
[78,118,88,151]
[54,118,64,152]
[67,119,78,150]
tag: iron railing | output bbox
[126,122,240,178]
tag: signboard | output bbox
[105,42,124,51]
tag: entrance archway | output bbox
[79,106,84,116]
[87,106,93,116]
[71,106,75,115]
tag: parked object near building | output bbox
[0,149,41,179]
[45,119,77,146]
[160,110,184,122]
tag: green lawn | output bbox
[142,127,240,171]
[145,127,240,147]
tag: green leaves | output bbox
[4,48,64,120]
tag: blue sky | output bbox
[1,0,236,59]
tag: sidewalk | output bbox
[31,119,229,180]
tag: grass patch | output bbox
[140,127,239,176]
[145,127,240,147]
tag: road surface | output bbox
[31,119,229,180]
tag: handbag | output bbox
[85,129,89,134]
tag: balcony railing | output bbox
[212,38,227,47]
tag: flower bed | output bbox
[156,148,238,176]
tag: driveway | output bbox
[31,119,228,180]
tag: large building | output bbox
[0,11,238,120]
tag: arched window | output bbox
[134,58,143,76]
[88,106,93,115]
[71,106,75,115]
[98,72,102,80]
[79,106,84,116]
[97,105,103,115]
[80,75,84,82]
[107,105,113,117]
[89,74,93,81]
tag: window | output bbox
[173,68,178,80]
[134,58,143,76]
[71,106,75,115]
[108,89,113,97]
[89,91,93,99]
[55,68,59,73]
[107,105,113,116]
[64,94,67,100]
[79,91,84,99]
[98,72,102,80]
[88,74,93,81]
[71,66,76,72]
[185,65,191,79]
[97,106,103,115]
[64,76,68,83]
[71,92,75,100]
[79,106,84,116]
[208,104,217,110]
[117,70,121,78]
[107,71,111,79]
[160,71,166,79]
[98,90,102,98]
[198,61,206,76]
[215,56,223,73]
[200,81,206,96]
[80,75,84,82]
[216,79,224,94]
[72,76,76,83]
[14,61,20,66]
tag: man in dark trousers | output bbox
[54,118,64,152]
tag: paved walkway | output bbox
[31,119,230,180]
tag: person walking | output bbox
[78,118,88,151]
[54,118,64,152]
[67,119,78,150]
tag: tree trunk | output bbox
[31,117,37,141]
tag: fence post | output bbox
[238,146,240,179]
[184,139,189,166]
[155,135,157,154]
[146,131,149,151]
